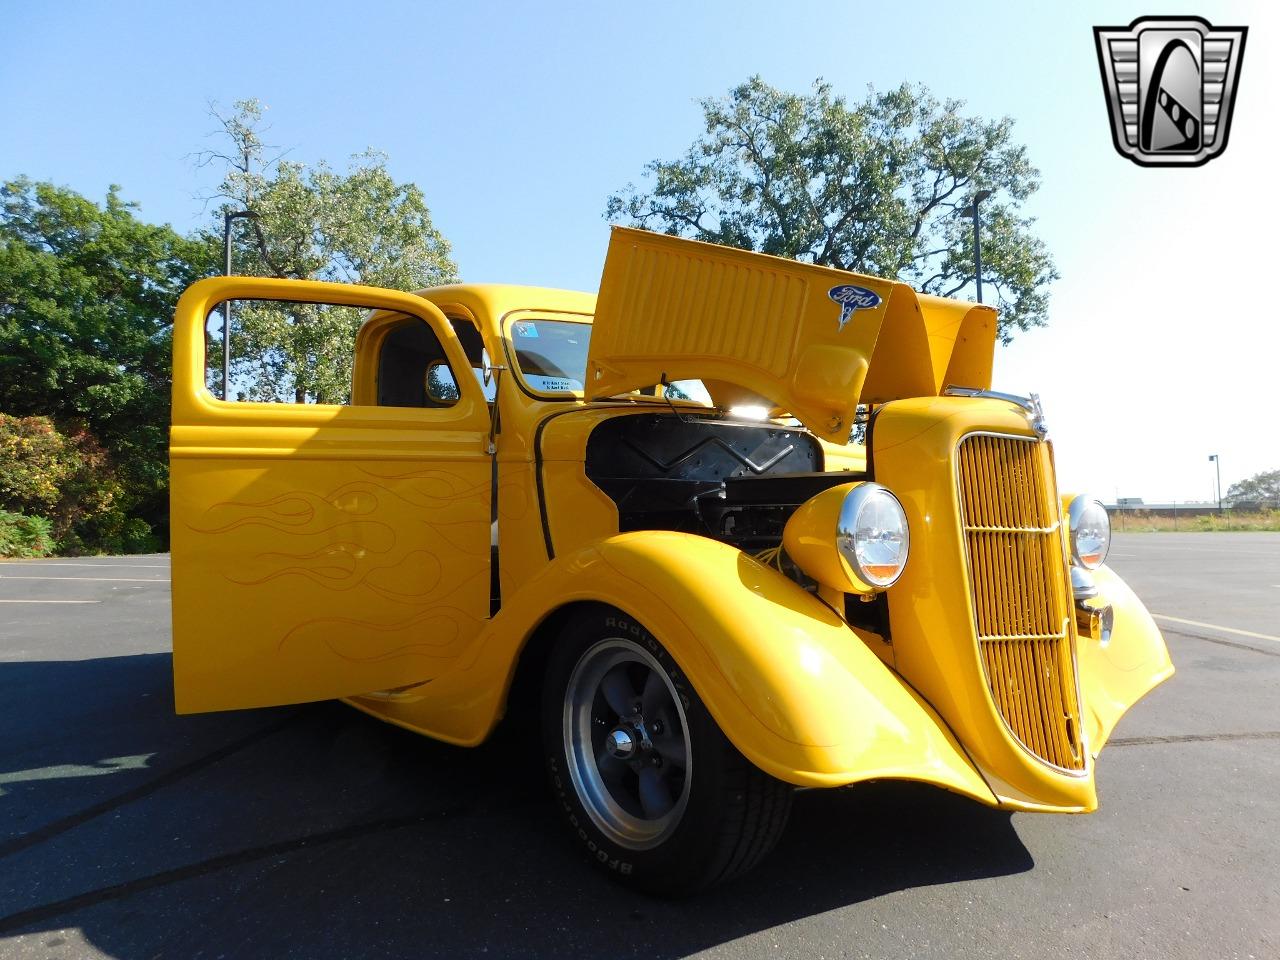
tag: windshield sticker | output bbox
[513,321,540,338]
[526,375,583,393]
[827,284,883,332]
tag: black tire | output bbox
[541,604,792,894]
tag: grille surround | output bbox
[955,432,1087,773]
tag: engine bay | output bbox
[584,413,862,553]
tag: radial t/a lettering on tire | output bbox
[541,604,793,894]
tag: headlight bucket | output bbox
[783,482,910,594]
[1067,496,1111,570]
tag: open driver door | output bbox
[170,277,492,713]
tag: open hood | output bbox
[586,227,997,444]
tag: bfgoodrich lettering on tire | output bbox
[541,604,793,893]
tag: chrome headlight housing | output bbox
[783,482,910,593]
[1067,496,1111,570]
[836,483,910,589]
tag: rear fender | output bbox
[354,531,996,801]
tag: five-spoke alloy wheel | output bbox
[542,605,793,893]
[563,637,692,849]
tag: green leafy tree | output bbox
[202,100,459,403]
[0,178,215,544]
[1225,470,1280,507]
[607,77,1058,340]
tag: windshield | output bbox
[509,318,590,393]
[506,314,712,405]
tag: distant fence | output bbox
[1105,501,1279,517]
[1105,501,1278,531]
[1107,505,1218,518]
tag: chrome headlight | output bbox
[836,483,910,589]
[1067,496,1111,569]
[783,481,910,593]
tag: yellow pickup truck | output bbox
[169,227,1172,893]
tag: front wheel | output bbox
[542,606,792,894]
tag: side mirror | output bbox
[425,361,461,404]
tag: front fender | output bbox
[354,531,996,801]
[1078,564,1175,754]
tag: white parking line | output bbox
[1128,547,1279,557]
[0,754,154,795]
[0,562,169,568]
[0,576,169,583]
[1152,613,1279,644]
[0,599,102,604]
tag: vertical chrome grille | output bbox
[957,434,1085,772]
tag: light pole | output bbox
[221,210,257,400]
[1208,454,1222,511]
[959,189,993,303]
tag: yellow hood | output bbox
[586,227,997,444]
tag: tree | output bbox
[607,77,1058,340]
[1225,470,1280,507]
[0,178,215,544]
[202,100,459,403]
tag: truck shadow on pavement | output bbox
[0,652,1033,958]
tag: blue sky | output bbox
[3,0,1276,502]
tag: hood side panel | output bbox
[917,293,997,394]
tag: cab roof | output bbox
[414,283,596,321]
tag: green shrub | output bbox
[0,510,54,557]
[60,514,159,556]
[0,412,153,554]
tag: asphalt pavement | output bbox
[0,535,1276,959]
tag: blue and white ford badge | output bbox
[827,284,883,332]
